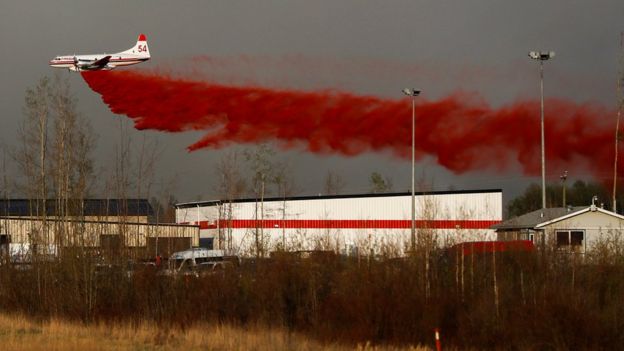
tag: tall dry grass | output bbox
[1,245,624,349]
[0,313,430,351]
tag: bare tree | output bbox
[15,76,54,311]
[244,144,275,257]
[132,133,162,261]
[135,135,161,210]
[369,171,393,193]
[273,160,299,250]
[13,74,98,317]
[14,76,55,300]
[47,74,97,317]
[1,146,9,205]
[16,77,52,217]
[273,160,298,198]
[323,170,346,195]
[415,194,439,299]
[214,150,246,252]
[1,145,9,262]
[151,194,178,223]
[49,74,96,219]
[114,120,132,221]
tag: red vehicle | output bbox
[446,240,535,256]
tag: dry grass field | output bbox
[0,314,431,351]
[2,249,623,349]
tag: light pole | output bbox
[560,170,568,208]
[403,88,421,252]
[529,50,555,209]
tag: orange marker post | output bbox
[434,328,441,351]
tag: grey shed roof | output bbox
[0,199,153,217]
[492,207,586,230]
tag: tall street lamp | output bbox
[529,50,555,209]
[403,88,421,252]
[560,170,568,208]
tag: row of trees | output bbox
[507,180,622,217]
[212,147,395,202]
[1,75,183,223]
[16,75,94,216]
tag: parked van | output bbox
[0,243,57,264]
[168,248,226,275]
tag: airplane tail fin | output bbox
[121,34,150,58]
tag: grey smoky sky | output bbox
[1,1,623,203]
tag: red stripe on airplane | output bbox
[51,58,146,64]
[197,219,500,230]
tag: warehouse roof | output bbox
[0,199,153,217]
[491,206,586,230]
[175,188,502,209]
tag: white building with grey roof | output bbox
[493,203,624,253]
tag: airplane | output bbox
[49,34,150,72]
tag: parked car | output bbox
[166,248,237,277]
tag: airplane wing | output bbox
[91,55,112,68]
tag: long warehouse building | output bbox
[175,189,502,256]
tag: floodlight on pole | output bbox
[402,88,421,252]
[560,170,568,208]
[529,50,555,209]
[403,88,421,97]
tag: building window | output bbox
[556,230,584,248]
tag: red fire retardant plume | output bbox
[82,70,615,177]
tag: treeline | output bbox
[507,180,624,218]
[1,74,180,223]
[1,246,623,350]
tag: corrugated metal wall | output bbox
[0,218,199,248]
[176,191,502,255]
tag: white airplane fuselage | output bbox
[49,34,150,72]
[49,54,149,71]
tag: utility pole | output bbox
[613,32,624,213]
[560,171,568,208]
